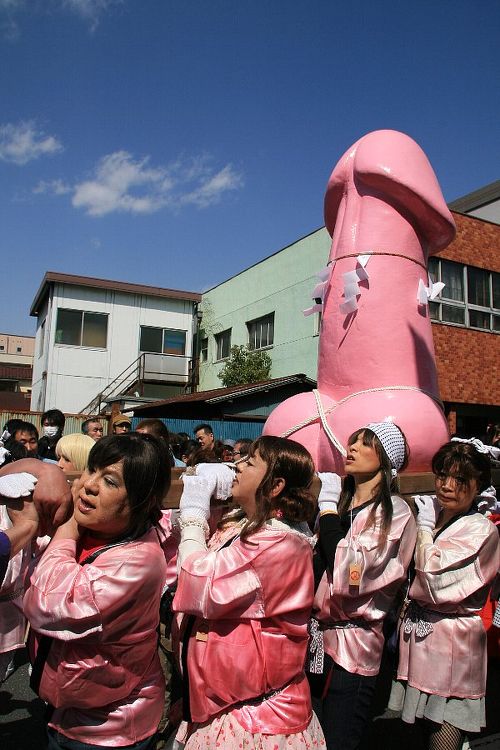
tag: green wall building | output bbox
[198,227,331,391]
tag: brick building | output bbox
[429,211,499,436]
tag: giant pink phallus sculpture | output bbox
[264,129,456,472]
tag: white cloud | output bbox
[33,178,72,195]
[69,150,243,217]
[181,165,244,208]
[0,121,63,165]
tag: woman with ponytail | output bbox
[309,422,417,750]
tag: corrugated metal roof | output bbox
[133,374,316,412]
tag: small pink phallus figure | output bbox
[264,129,456,472]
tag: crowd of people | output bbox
[0,410,499,750]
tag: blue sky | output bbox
[1,0,499,335]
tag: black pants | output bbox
[46,727,156,750]
[309,655,377,750]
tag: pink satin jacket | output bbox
[23,529,167,746]
[173,522,315,733]
[0,505,30,656]
[397,512,500,698]
[314,496,417,676]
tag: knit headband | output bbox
[365,421,406,477]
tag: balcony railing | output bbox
[80,352,196,414]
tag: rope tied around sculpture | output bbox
[279,385,444,453]
[330,251,428,272]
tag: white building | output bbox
[449,180,500,224]
[30,272,201,414]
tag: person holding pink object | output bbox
[388,440,500,750]
[172,436,326,749]
[309,421,417,750]
[23,433,171,750]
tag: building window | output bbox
[139,326,186,356]
[0,345,4,351]
[215,329,231,360]
[55,309,108,348]
[38,320,45,357]
[247,313,274,350]
[428,258,499,332]
[16,347,22,353]
[200,337,208,362]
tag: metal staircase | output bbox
[80,352,197,414]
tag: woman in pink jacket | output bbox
[172,435,326,749]
[23,433,171,750]
[310,422,417,750]
[388,439,500,750]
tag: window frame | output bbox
[428,258,499,334]
[246,312,275,350]
[200,336,208,362]
[139,325,187,357]
[215,328,232,361]
[55,308,109,349]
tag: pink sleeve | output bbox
[332,500,417,597]
[411,517,500,606]
[158,510,180,586]
[173,531,313,620]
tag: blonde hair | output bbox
[56,433,95,472]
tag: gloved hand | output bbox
[414,494,441,530]
[476,486,499,515]
[317,472,342,514]
[179,474,217,521]
[195,463,235,501]
[0,472,38,499]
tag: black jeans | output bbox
[309,655,377,750]
[46,728,156,750]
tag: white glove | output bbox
[195,463,235,501]
[0,472,38,499]
[180,475,217,521]
[317,472,342,513]
[414,494,440,530]
[476,486,499,515]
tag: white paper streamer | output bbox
[417,278,445,305]
[339,255,371,314]
[303,264,333,317]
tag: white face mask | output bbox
[43,426,59,439]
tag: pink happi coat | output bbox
[23,529,167,746]
[173,520,315,734]
[397,512,500,698]
[0,505,30,661]
[314,496,417,676]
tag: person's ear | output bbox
[269,477,285,498]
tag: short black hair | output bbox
[432,441,491,493]
[3,419,24,436]
[14,421,39,440]
[87,433,171,536]
[194,423,213,436]
[42,409,65,430]
[81,418,102,435]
